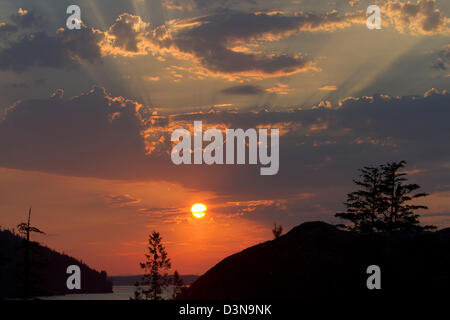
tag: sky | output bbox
[0,0,449,275]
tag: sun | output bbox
[191,203,207,219]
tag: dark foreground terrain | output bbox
[0,229,112,299]
[111,274,199,286]
[180,222,450,299]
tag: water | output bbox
[38,286,175,300]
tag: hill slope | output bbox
[110,274,199,286]
[0,229,112,299]
[179,221,450,299]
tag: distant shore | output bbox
[38,285,174,300]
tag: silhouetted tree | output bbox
[134,231,171,300]
[379,161,435,231]
[336,161,435,232]
[272,223,283,239]
[335,166,384,232]
[17,208,45,299]
[172,270,184,299]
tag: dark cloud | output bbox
[0,22,18,37]
[0,32,73,72]
[0,87,148,178]
[0,26,104,72]
[162,0,353,12]
[103,13,149,55]
[0,8,43,41]
[221,85,264,95]
[106,194,142,207]
[383,0,450,35]
[153,10,364,77]
[6,78,46,89]
[0,12,152,72]
[108,14,142,52]
[1,87,450,197]
[57,25,105,63]
[10,8,42,29]
[163,0,282,12]
[433,44,450,70]
[1,87,450,226]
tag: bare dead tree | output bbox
[17,208,45,299]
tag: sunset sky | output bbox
[0,0,449,275]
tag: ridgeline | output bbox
[179,221,450,300]
[0,228,112,299]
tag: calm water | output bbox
[38,286,175,300]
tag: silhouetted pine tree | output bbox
[379,161,435,231]
[133,231,171,300]
[336,166,384,232]
[336,161,435,232]
[172,270,184,299]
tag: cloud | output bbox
[101,13,151,56]
[0,8,43,40]
[1,86,450,226]
[85,10,364,78]
[161,89,450,203]
[0,25,104,72]
[0,22,18,37]
[319,85,338,91]
[0,32,74,72]
[150,10,365,78]
[6,78,46,89]
[56,26,105,62]
[10,8,42,29]
[221,85,264,95]
[1,2,448,75]
[1,86,450,200]
[143,75,160,81]
[383,0,450,35]
[266,83,291,95]
[433,44,450,70]
[0,22,17,33]
[163,0,196,11]
[0,13,148,72]
[161,0,348,13]
[106,194,142,207]
[0,87,148,179]
[162,0,244,11]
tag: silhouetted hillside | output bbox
[179,221,450,300]
[110,274,199,286]
[0,229,112,299]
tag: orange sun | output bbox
[191,203,207,219]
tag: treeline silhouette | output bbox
[336,161,435,232]
[0,227,112,299]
